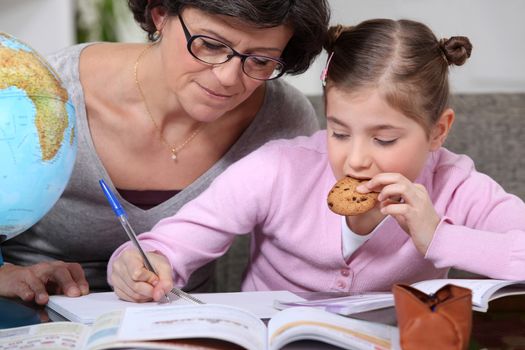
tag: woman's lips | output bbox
[198,83,233,99]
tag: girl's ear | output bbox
[151,6,168,32]
[429,108,455,151]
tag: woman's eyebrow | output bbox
[199,28,284,54]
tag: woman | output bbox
[0,0,330,304]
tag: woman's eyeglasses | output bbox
[179,15,286,81]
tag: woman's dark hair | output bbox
[128,0,330,75]
[323,19,472,133]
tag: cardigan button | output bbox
[340,268,350,277]
[336,280,347,289]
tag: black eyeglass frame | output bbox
[178,14,286,81]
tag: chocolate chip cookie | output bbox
[327,176,378,216]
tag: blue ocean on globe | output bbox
[0,35,31,51]
[0,32,77,241]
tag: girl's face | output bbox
[154,7,293,122]
[326,88,443,182]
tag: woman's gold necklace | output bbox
[133,44,203,161]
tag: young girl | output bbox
[108,19,525,302]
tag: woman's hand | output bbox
[358,173,440,254]
[0,261,89,305]
[110,249,174,303]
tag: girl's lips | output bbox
[346,174,371,181]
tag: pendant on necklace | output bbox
[171,150,177,161]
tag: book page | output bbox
[83,310,124,350]
[47,290,303,324]
[275,279,525,316]
[117,304,267,350]
[267,307,398,350]
[0,322,89,350]
[411,279,523,311]
[274,293,394,316]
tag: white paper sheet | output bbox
[47,290,305,324]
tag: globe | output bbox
[0,32,76,242]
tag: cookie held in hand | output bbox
[327,176,378,216]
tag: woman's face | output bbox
[326,88,439,182]
[155,7,293,122]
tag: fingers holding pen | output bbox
[111,271,153,303]
[111,249,156,302]
[150,254,175,302]
[111,249,174,302]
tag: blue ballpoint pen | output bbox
[99,179,204,304]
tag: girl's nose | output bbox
[347,141,372,171]
[212,58,243,87]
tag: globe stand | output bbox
[0,249,41,329]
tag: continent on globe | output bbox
[0,32,77,240]
[0,33,72,160]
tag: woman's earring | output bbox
[152,30,161,41]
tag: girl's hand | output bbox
[110,249,174,303]
[358,173,440,254]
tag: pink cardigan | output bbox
[109,131,525,292]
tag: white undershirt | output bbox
[341,216,387,261]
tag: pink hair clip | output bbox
[320,51,335,87]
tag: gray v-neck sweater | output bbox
[2,43,320,291]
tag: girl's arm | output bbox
[425,171,525,280]
[107,143,282,295]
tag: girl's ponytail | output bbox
[323,24,350,53]
[439,36,473,66]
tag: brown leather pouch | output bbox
[393,283,472,350]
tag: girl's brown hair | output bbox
[323,19,472,133]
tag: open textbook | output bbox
[0,304,399,350]
[275,279,525,315]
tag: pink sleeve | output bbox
[107,144,281,287]
[425,171,525,280]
